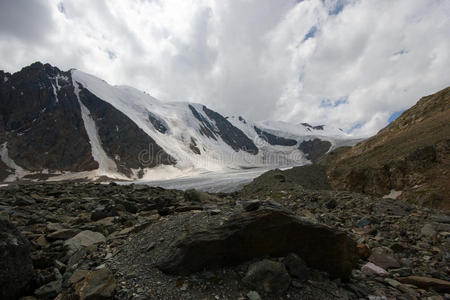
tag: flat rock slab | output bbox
[157,208,358,280]
[398,276,450,293]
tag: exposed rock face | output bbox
[189,103,260,154]
[77,85,175,175]
[298,138,332,163]
[0,218,35,300]
[324,86,450,209]
[202,105,259,154]
[0,62,97,174]
[148,111,168,134]
[156,208,358,280]
[254,126,297,146]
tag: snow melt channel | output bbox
[0,142,30,181]
[72,80,119,175]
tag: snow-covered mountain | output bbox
[0,62,361,182]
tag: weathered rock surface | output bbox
[64,230,106,252]
[157,208,358,280]
[74,268,116,300]
[397,276,450,293]
[242,259,291,295]
[0,218,35,300]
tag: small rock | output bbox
[34,279,62,298]
[355,217,371,227]
[35,235,50,248]
[361,262,388,276]
[64,230,106,253]
[368,247,400,270]
[47,229,80,241]
[246,290,262,300]
[242,259,291,295]
[325,199,337,209]
[384,278,401,288]
[420,223,437,239]
[183,189,209,203]
[397,276,450,293]
[282,253,310,281]
[74,268,116,299]
[356,243,371,259]
[69,269,90,285]
[243,200,261,212]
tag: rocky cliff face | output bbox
[0,63,97,174]
[323,86,450,210]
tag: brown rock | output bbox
[75,268,116,299]
[356,243,371,259]
[47,229,80,241]
[397,276,450,293]
[157,209,358,280]
[368,246,400,269]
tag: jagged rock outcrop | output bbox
[254,126,297,146]
[298,138,332,163]
[156,208,358,280]
[0,62,97,175]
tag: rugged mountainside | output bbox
[322,86,450,210]
[0,62,357,182]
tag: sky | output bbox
[0,0,449,137]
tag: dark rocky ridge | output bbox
[202,106,259,154]
[0,62,178,180]
[254,126,297,146]
[298,138,332,163]
[148,111,168,134]
[0,62,97,176]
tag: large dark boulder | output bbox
[157,209,358,280]
[0,218,35,299]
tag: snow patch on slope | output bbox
[72,79,126,179]
[0,142,30,181]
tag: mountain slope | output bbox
[0,62,358,182]
[323,86,450,209]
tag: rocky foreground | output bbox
[0,181,449,300]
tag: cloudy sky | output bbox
[0,0,449,136]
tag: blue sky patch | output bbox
[348,122,362,133]
[388,110,404,123]
[393,49,408,56]
[57,2,65,14]
[327,0,346,16]
[106,50,117,60]
[320,96,348,107]
[303,26,317,41]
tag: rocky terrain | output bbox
[322,86,450,210]
[1,180,449,299]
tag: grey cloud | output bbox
[0,0,54,43]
